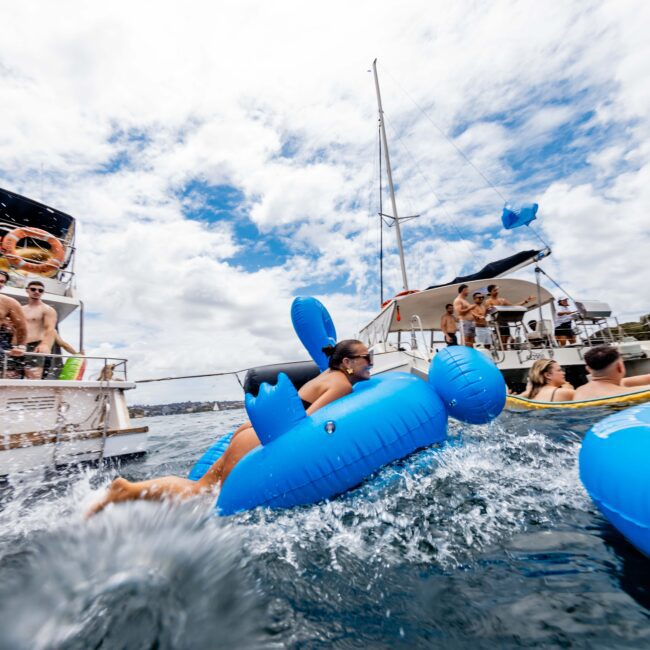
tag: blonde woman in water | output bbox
[519,358,575,402]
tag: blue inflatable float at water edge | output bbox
[579,403,650,557]
[428,346,506,424]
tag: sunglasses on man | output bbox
[28,287,44,294]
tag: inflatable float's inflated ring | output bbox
[190,296,506,516]
[580,403,650,557]
[1,227,65,276]
[506,388,650,411]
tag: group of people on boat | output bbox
[443,283,534,348]
[516,345,650,403]
[442,284,579,349]
[0,271,72,379]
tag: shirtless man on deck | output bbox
[453,284,475,347]
[0,270,28,376]
[20,279,57,379]
[573,345,650,400]
[484,284,535,347]
[440,303,459,346]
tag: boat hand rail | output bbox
[1,351,128,381]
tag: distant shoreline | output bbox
[130,400,244,418]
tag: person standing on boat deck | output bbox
[484,284,534,347]
[573,345,650,400]
[554,297,577,346]
[453,284,475,347]
[20,279,57,379]
[0,270,28,376]
[471,292,491,349]
[440,303,459,346]
[86,340,373,517]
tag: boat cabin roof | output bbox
[359,278,554,343]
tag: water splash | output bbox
[0,497,264,650]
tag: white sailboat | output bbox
[361,61,650,389]
[0,188,147,475]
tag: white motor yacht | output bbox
[0,187,147,476]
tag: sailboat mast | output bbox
[372,58,409,292]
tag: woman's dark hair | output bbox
[322,339,363,370]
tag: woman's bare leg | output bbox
[196,426,261,487]
[86,475,209,517]
[87,425,262,517]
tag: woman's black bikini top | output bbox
[301,398,312,410]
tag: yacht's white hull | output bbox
[0,380,147,476]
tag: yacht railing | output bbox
[1,351,128,381]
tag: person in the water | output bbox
[573,345,650,400]
[87,339,373,516]
[518,358,575,402]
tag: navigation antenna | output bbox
[372,59,419,295]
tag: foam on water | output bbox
[235,419,591,573]
[0,494,264,650]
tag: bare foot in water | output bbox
[85,477,133,518]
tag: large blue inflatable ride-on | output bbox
[579,403,650,557]
[189,297,506,515]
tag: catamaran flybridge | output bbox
[0,187,147,475]
[362,61,650,390]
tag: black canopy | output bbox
[0,187,75,241]
[427,249,545,290]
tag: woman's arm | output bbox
[305,383,352,415]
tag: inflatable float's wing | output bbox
[291,296,336,371]
[580,403,650,557]
[245,372,307,446]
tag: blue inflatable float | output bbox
[579,403,650,557]
[190,297,506,515]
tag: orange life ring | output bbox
[2,227,65,276]
[381,289,420,309]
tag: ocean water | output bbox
[0,407,649,649]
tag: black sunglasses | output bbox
[29,287,44,293]
[349,353,373,364]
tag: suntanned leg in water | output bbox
[86,425,262,517]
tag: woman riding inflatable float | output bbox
[88,297,506,517]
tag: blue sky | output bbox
[1,0,648,403]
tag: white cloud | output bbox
[2,0,649,404]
